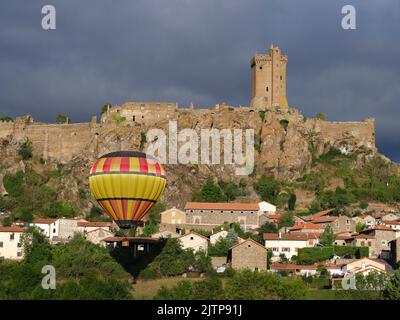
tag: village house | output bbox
[228,238,267,271]
[160,207,186,225]
[313,215,356,234]
[341,257,388,277]
[269,264,342,277]
[78,221,113,233]
[30,218,59,242]
[374,213,400,223]
[264,232,319,260]
[184,201,276,231]
[358,226,396,259]
[151,230,180,239]
[85,228,114,246]
[382,220,400,231]
[210,230,228,245]
[178,231,209,253]
[352,215,376,227]
[209,230,246,245]
[0,226,25,260]
[288,222,323,234]
[344,234,376,257]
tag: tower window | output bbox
[266,87,269,92]
[280,76,282,80]
[259,66,262,70]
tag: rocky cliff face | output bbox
[0,106,377,210]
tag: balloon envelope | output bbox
[89,151,166,229]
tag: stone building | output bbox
[184,201,275,231]
[229,238,267,271]
[250,44,288,110]
[344,234,377,258]
[359,226,396,259]
[316,215,357,234]
[85,228,114,246]
[160,207,186,225]
[101,102,178,125]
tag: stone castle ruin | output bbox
[0,45,377,179]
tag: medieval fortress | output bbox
[0,45,376,178]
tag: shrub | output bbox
[18,138,33,160]
[111,114,126,123]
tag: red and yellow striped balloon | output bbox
[89,151,166,229]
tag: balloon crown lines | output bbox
[145,120,254,176]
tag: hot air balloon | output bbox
[89,151,166,229]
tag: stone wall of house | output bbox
[231,240,267,271]
[185,208,260,229]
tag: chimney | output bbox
[278,232,282,239]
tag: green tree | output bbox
[253,175,279,203]
[55,114,69,124]
[384,270,400,300]
[279,212,295,228]
[101,103,112,114]
[356,222,367,232]
[319,225,336,247]
[0,116,13,122]
[315,112,327,121]
[288,193,297,211]
[18,138,33,160]
[192,178,226,202]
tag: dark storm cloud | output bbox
[0,0,399,160]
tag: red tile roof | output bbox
[264,232,320,241]
[78,221,112,227]
[303,209,335,221]
[359,226,395,232]
[312,216,338,223]
[384,220,400,225]
[264,214,281,220]
[184,202,259,211]
[33,218,58,225]
[0,226,25,233]
[288,223,323,231]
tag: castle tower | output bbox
[250,45,288,110]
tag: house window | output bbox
[190,237,194,240]
[220,211,223,213]
[17,252,22,257]
[259,67,262,70]
[0,242,3,247]
[266,87,269,92]
[272,247,278,252]
[17,242,22,248]
[10,233,15,240]
[211,210,213,213]
[53,229,56,233]
[132,116,135,121]
[346,220,350,225]
[368,241,372,247]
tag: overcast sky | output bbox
[0,0,399,161]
